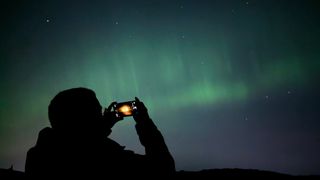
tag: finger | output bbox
[135,97,145,107]
[107,101,117,112]
[134,98,148,112]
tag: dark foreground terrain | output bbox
[1,167,319,178]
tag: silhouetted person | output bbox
[25,88,175,178]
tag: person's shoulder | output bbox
[26,127,52,153]
[38,127,53,136]
[36,127,54,145]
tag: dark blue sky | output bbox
[1,0,320,175]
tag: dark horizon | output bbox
[1,0,320,175]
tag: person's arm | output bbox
[133,97,175,174]
[103,102,122,136]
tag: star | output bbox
[245,117,248,121]
[287,90,291,94]
[115,21,119,25]
[265,95,269,99]
[246,1,249,5]
[46,18,50,23]
[181,35,185,39]
[180,5,184,9]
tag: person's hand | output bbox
[103,101,123,128]
[133,97,150,124]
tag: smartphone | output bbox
[113,101,137,118]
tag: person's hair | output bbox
[48,87,98,129]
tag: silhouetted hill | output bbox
[175,169,320,178]
[1,168,319,178]
[176,168,290,178]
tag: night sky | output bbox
[1,0,320,175]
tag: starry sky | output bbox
[1,0,320,175]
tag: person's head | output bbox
[48,88,104,136]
